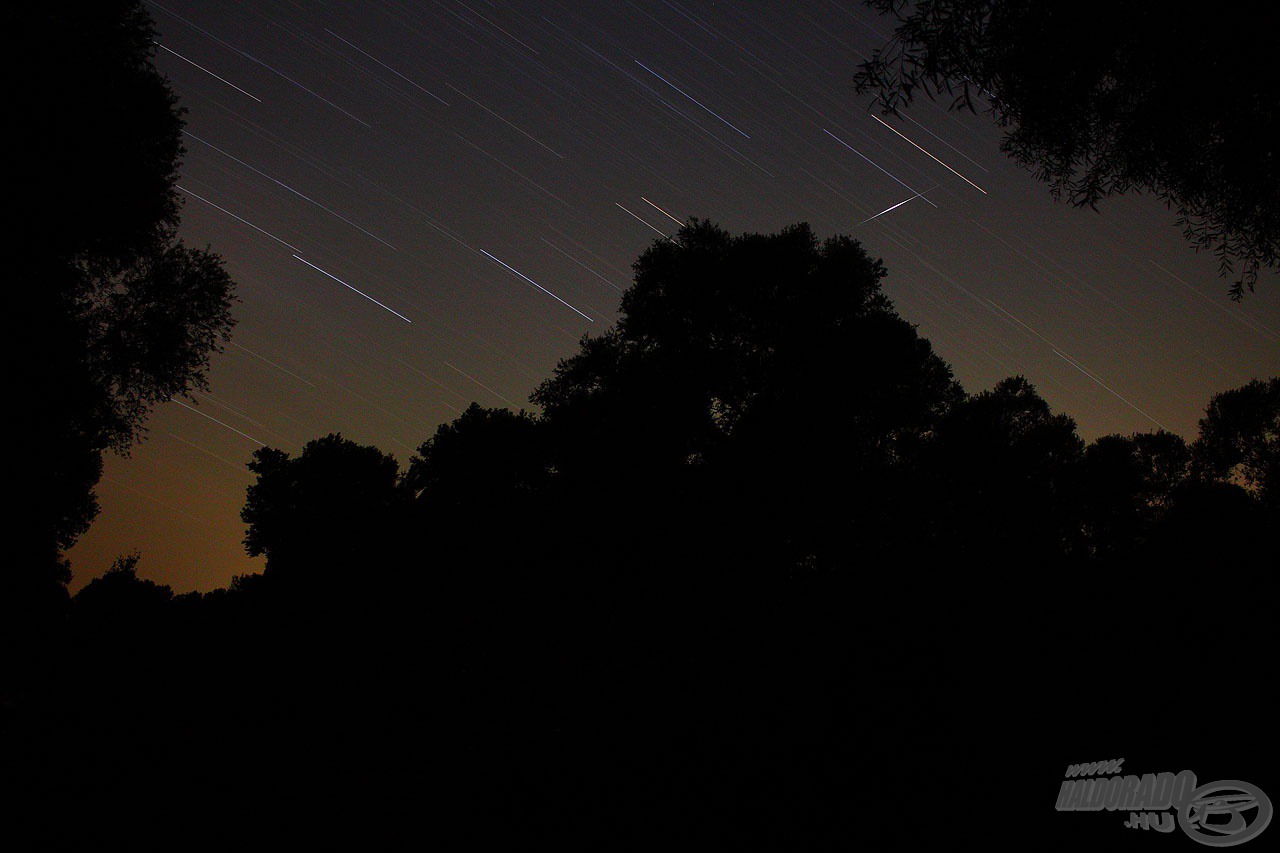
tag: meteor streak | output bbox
[989,300,1167,430]
[229,341,315,387]
[442,361,520,408]
[445,83,564,158]
[1052,349,1169,431]
[540,238,624,292]
[859,185,937,225]
[324,29,449,106]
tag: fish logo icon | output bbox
[1178,780,1272,847]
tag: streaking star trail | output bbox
[66,0,1280,596]
[178,185,301,252]
[871,114,988,195]
[634,60,751,139]
[822,128,939,207]
[479,249,594,322]
[293,256,413,323]
[154,41,261,101]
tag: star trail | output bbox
[67,0,1280,592]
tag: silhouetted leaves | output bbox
[1191,377,1280,508]
[7,218,1277,849]
[242,434,409,594]
[9,0,237,604]
[1079,430,1190,559]
[921,375,1085,562]
[854,0,1280,297]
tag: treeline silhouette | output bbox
[6,1,237,636]
[4,222,1276,848]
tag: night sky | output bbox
[68,0,1280,592]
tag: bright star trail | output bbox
[293,256,413,323]
[634,60,752,139]
[871,114,988,194]
[169,398,266,446]
[860,186,937,224]
[616,202,678,242]
[822,128,939,207]
[68,0,1280,594]
[479,249,595,322]
[153,42,261,102]
[178,186,301,252]
[643,197,686,226]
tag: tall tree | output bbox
[1078,430,1190,559]
[853,0,1280,298]
[919,375,1085,563]
[531,220,963,578]
[1191,377,1280,509]
[7,1,237,611]
[241,435,409,594]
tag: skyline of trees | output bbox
[7,1,238,623]
[6,4,1275,845]
[7,217,1275,850]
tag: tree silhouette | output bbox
[1191,377,1280,509]
[919,375,1084,564]
[241,434,409,595]
[8,1,237,613]
[17,1,185,267]
[71,552,174,634]
[401,403,552,598]
[406,403,549,511]
[853,0,1280,298]
[532,219,963,580]
[10,204,1280,848]
[1078,429,1190,559]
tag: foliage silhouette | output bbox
[242,433,409,595]
[531,219,963,580]
[1190,376,1280,509]
[6,218,1278,849]
[919,375,1085,563]
[1078,429,1190,559]
[72,552,175,617]
[853,0,1280,298]
[406,403,548,508]
[7,1,237,617]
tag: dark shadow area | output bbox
[5,220,1276,849]
[5,3,1276,846]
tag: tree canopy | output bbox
[7,217,1278,850]
[7,1,238,607]
[853,0,1280,298]
[1191,376,1280,509]
[529,219,963,577]
[242,434,409,593]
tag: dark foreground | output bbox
[3,555,1273,851]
